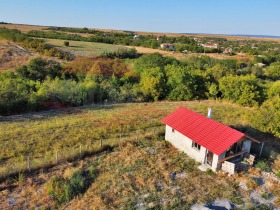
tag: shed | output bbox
[162,107,258,172]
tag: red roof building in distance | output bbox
[161,106,258,172]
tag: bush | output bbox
[46,168,97,205]
[69,170,86,198]
[47,176,71,205]
[255,159,270,172]
[64,41,69,46]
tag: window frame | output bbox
[192,141,201,150]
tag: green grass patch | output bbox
[44,38,127,57]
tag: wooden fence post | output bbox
[100,139,103,148]
[80,145,82,157]
[27,157,31,172]
[56,151,58,164]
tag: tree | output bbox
[251,97,280,137]
[219,75,262,106]
[16,57,62,81]
[266,62,280,80]
[268,81,280,99]
[139,67,167,101]
[0,78,30,115]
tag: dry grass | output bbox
[0,40,36,71]
[0,100,279,209]
[127,46,253,62]
[0,40,67,71]
[0,23,47,33]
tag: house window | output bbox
[172,128,175,133]
[192,141,201,150]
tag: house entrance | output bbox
[205,150,214,166]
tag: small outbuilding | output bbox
[162,107,259,173]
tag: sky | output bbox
[1,0,280,36]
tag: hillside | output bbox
[0,40,36,71]
[0,101,279,209]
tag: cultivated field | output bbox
[45,39,128,57]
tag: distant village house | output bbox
[162,107,259,174]
[201,42,218,49]
[160,43,174,51]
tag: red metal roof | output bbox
[161,107,245,155]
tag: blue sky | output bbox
[1,0,280,36]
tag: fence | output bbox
[0,125,166,180]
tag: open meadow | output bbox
[44,39,127,57]
[0,100,255,179]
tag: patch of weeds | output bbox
[261,192,271,200]
[46,168,98,205]
[231,195,244,205]
[124,197,137,210]
[275,171,280,178]
[206,168,214,176]
[168,198,190,209]
[46,176,71,205]
[17,172,26,186]
[255,159,270,172]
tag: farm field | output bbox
[44,39,127,57]
[1,100,280,209]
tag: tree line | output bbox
[0,52,279,136]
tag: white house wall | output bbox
[165,125,224,171]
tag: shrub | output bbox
[69,170,86,198]
[64,41,69,46]
[46,176,71,205]
[255,159,270,172]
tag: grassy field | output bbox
[44,38,128,57]
[0,101,279,209]
[0,100,254,178]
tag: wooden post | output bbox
[259,142,264,157]
[153,127,156,135]
[27,157,31,172]
[120,134,122,141]
[100,139,103,148]
[80,145,82,157]
[56,151,58,164]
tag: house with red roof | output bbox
[162,107,258,173]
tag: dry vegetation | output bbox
[0,23,47,33]
[0,101,280,209]
[0,40,36,71]
[128,46,253,62]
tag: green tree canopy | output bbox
[219,75,262,106]
[251,97,280,137]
